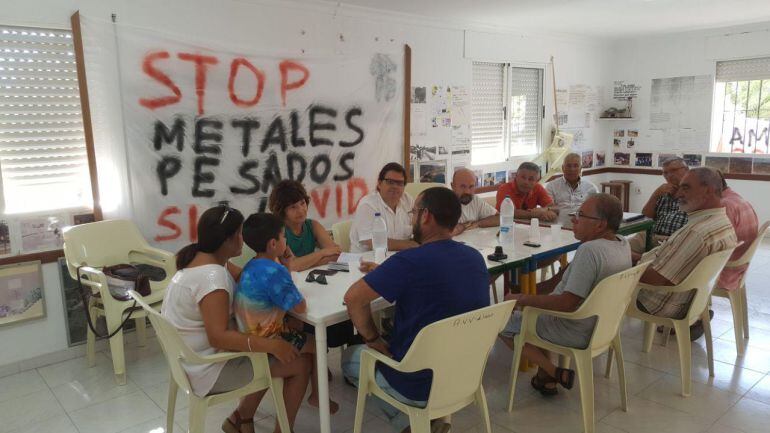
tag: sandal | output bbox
[555,367,575,390]
[221,411,254,433]
[530,369,558,396]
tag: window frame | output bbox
[471,59,547,165]
[709,57,770,155]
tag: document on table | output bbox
[337,252,363,264]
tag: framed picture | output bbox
[0,260,45,327]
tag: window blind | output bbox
[716,57,770,82]
[0,25,91,213]
[471,61,505,153]
[508,66,542,156]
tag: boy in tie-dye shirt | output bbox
[234,212,338,413]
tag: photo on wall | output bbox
[682,154,703,167]
[614,152,631,166]
[658,153,678,167]
[473,169,484,187]
[494,171,506,184]
[483,172,496,186]
[595,151,606,167]
[0,261,45,327]
[507,170,517,182]
[729,157,752,174]
[634,152,653,167]
[705,156,729,172]
[753,158,770,175]
[581,151,594,169]
[410,144,436,161]
[419,160,447,183]
[0,221,10,256]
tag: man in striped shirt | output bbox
[636,167,737,340]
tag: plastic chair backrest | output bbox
[576,262,649,349]
[725,221,769,268]
[231,244,257,269]
[62,220,151,280]
[677,248,735,319]
[332,219,353,253]
[129,291,198,394]
[404,182,446,199]
[396,301,515,409]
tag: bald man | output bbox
[451,168,499,236]
[545,152,598,226]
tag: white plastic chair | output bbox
[508,262,649,433]
[352,301,516,433]
[404,182,446,198]
[62,220,176,385]
[332,219,353,253]
[624,248,734,397]
[128,291,291,433]
[711,221,769,355]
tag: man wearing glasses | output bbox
[501,193,631,395]
[350,162,420,253]
[630,157,689,254]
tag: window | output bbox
[0,25,92,214]
[471,61,543,165]
[711,57,770,154]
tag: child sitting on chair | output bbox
[234,212,339,414]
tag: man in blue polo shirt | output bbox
[342,187,490,433]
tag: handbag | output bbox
[76,263,153,339]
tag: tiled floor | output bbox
[3,239,770,433]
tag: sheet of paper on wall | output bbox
[613,81,642,100]
[450,85,469,126]
[20,215,64,252]
[0,220,11,257]
[649,75,712,151]
[555,88,569,126]
[431,85,451,128]
[410,103,427,137]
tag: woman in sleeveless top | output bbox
[161,205,311,433]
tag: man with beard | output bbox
[451,168,499,236]
[635,167,737,340]
[341,187,489,433]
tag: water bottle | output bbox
[499,196,515,250]
[372,212,388,263]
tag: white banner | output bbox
[101,21,403,251]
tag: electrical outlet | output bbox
[634,187,642,195]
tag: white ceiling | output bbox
[296,0,770,37]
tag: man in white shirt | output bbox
[546,152,598,226]
[451,168,498,235]
[350,162,420,253]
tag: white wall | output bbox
[0,0,613,370]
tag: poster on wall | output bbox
[82,17,405,252]
[649,75,711,152]
[658,153,679,167]
[753,158,770,175]
[0,261,44,327]
[450,85,470,149]
[410,86,427,137]
[431,85,451,128]
[682,154,702,167]
[705,156,729,172]
[613,80,642,101]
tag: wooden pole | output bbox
[403,44,412,181]
[70,11,103,221]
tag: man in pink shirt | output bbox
[716,173,759,293]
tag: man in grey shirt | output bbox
[501,193,632,396]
